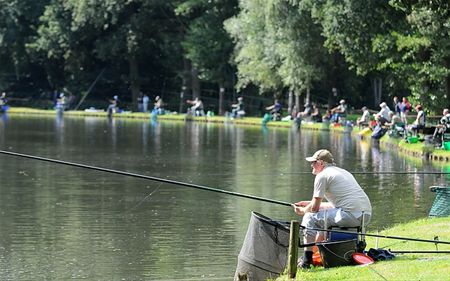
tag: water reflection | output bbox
[261,124,269,144]
[55,112,65,146]
[356,139,371,169]
[1,112,8,124]
[107,117,117,148]
[0,113,7,144]
[148,117,162,158]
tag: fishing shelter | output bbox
[234,212,291,281]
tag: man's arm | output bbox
[293,197,322,216]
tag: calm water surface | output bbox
[0,114,448,280]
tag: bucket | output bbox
[444,142,450,151]
[408,136,418,143]
[316,239,357,268]
[312,251,322,266]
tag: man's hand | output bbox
[292,198,323,215]
[291,204,305,216]
[294,201,310,207]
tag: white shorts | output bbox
[301,208,371,239]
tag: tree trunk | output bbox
[295,92,300,115]
[13,55,20,81]
[288,90,293,115]
[191,67,200,99]
[129,54,140,111]
[446,57,450,107]
[328,51,339,109]
[13,41,26,81]
[219,86,225,116]
[306,88,311,105]
[447,75,450,108]
[378,78,382,105]
[179,58,191,113]
[371,77,382,108]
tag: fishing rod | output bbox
[294,171,448,175]
[301,226,450,245]
[74,67,106,111]
[389,250,450,254]
[185,171,450,177]
[2,150,448,245]
[0,150,292,207]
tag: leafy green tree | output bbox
[0,0,49,93]
[28,0,183,110]
[266,0,330,109]
[372,0,450,111]
[225,0,283,94]
[304,0,449,112]
[27,1,78,93]
[226,0,359,111]
[302,0,402,107]
[66,0,177,110]
[176,0,238,115]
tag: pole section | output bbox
[287,220,299,278]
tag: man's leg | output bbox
[299,210,337,268]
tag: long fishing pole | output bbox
[302,226,450,245]
[2,150,448,245]
[189,171,450,176]
[389,250,450,254]
[0,150,292,207]
[74,68,106,111]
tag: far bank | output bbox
[5,107,450,163]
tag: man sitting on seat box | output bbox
[292,149,372,269]
[432,108,450,147]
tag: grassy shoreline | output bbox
[276,217,450,281]
[5,107,450,163]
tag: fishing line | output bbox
[127,183,162,213]
[389,250,450,254]
[301,226,450,245]
[0,150,292,207]
[123,184,162,221]
[380,239,408,250]
[302,171,448,175]
[368,267,388,281]
[179,171,450,177]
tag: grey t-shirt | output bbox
[313,165,372,215]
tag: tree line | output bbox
[0,0,448,115]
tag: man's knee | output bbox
[301,212,314,228]
[301,213,321,239]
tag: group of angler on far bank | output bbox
[262,96,450,150]
[46,90,450,150]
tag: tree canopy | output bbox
[0,0,448,114]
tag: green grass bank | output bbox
[275,217,450,281]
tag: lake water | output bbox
[0,114,448,280]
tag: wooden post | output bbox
[287,220,299,278]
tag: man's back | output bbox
[314,166,372,214]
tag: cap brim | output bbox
[305,156,317,162]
